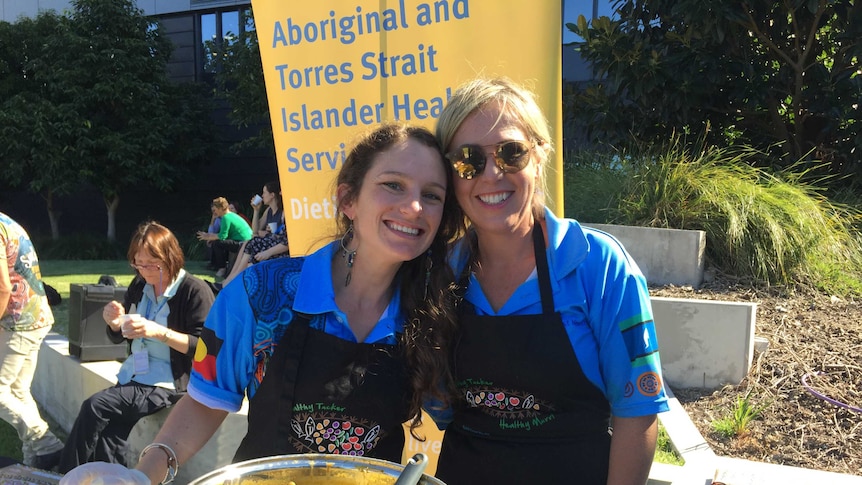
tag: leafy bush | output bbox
[180,233,209,261]
[564,141,862,295]
[563,149,627,223]
[34,232,125,260]
[33,229,212,262]
[568,2,862,190]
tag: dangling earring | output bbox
[423,249,433,299]
[340,223,357,287]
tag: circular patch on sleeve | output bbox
[637,372,662,397]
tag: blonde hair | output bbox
[436,77,553,215]
[211,197,229,212]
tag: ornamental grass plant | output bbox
[711,390,771,439]
[564,140,862,296]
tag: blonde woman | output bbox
[429,78,670,485]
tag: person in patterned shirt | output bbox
[0,212,64,470]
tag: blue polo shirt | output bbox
[432,208,669,426]
[188,241,403,412]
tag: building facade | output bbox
[0,0,609,241]
[0,0,276,242]
[2,1,610,83]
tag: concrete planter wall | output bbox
[585,223,706,288]
[580,223,757,388]
[33,333,247,483]
[652,297,757,389]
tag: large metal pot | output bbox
[188,454,446,485]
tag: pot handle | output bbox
[394,453,429,485]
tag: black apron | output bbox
[436,225,611,485]
[234,314,410,463]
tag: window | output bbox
[199,7,254,82]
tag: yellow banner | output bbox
[252,0,563,255]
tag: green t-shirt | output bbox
[218,211,253,241]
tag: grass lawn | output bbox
[38,260,216,337]
[0,260,217,463]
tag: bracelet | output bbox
[139,442,178,484]
[160,328,170,343]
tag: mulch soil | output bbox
[649,275,862,476]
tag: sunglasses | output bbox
[445,140,535,180]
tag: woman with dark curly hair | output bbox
[61,123,463,484]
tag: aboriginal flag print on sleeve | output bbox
[187,257,310,413]
[193,326,223,383]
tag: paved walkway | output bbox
[712,457,862,484]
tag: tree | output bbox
[61,0,217,241]
[0,0,218,241]
[568,0,862,189]
[210,7,273,156]
[0,13,86,238]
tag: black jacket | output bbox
[107,273,214,393]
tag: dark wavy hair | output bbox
[127,221,185,282]
[335,123,463,439]
[263,180,283,212]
